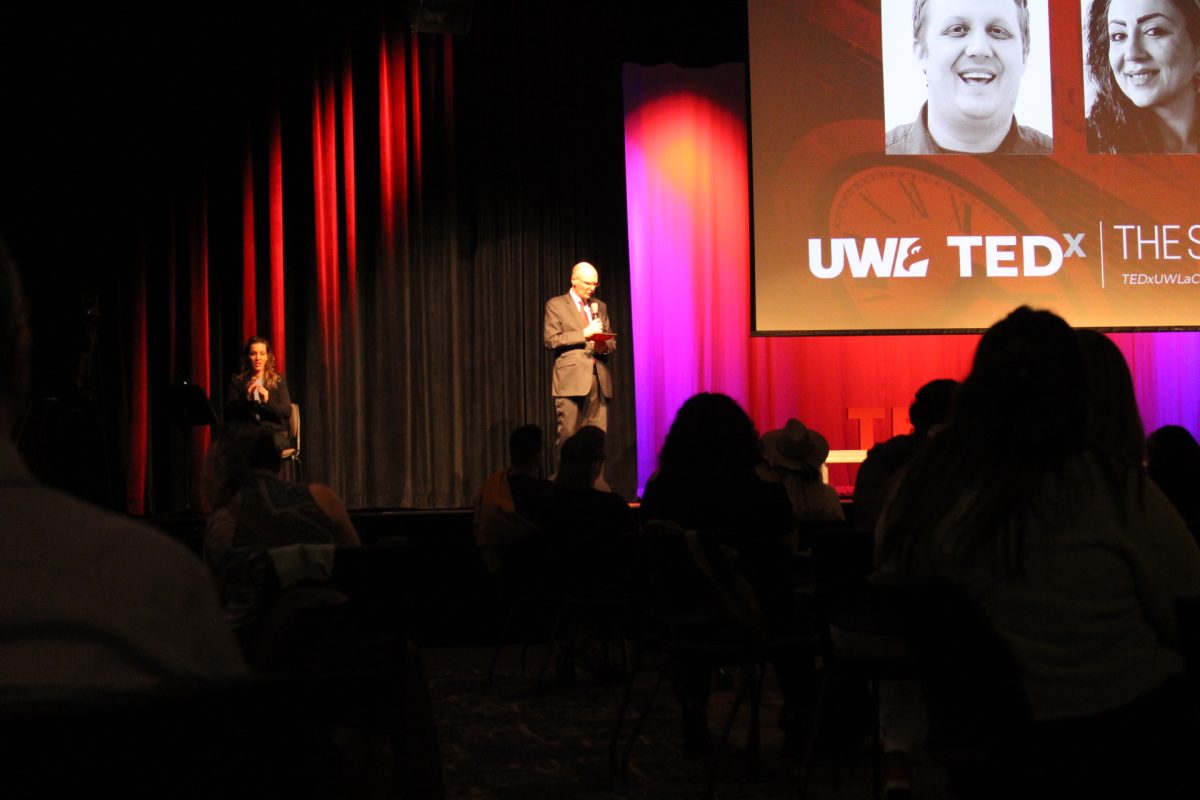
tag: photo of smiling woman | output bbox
[883,0,1053,154]
[1085,0,1200,153]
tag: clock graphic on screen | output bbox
[830,167,1011,240]
[765,119,1060,331]
[828,165,1023,327]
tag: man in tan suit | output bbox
[543,261,614,450]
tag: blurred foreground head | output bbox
[955,305,1086,466]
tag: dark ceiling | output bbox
[0,1,745,261]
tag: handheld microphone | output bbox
[590,301,599,327]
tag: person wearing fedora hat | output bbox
[761,419,844,527]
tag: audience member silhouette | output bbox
[533,426,638,592]
[761,418,844,529]
[639,392,806,754]
[876,307,1200,796]
[1077,328,1145,467]
[203,422,360,647]
[473,423,551,574]
[853,378,957,532]
[0,236,245,693]
[1147,424,1200,542]
[845,381,957,798]
[526,427,638,684]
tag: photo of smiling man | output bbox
[884,0,1054,154]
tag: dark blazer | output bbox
[543,292,613,398]
[225,374,292,450]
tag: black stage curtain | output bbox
[3,1,645,511]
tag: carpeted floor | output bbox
[424,644,949,799]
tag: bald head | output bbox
[570,261,599,302]
[0,237,31,429]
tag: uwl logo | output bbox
[807,238,929,279]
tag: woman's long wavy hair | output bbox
[234,336,281,390]
[1086,0,1200,152]
[657,392,762,492]
[877,308,1092,581]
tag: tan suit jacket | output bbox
[543,292,613,398]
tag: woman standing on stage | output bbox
[226,336,292,452]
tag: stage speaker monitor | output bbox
[412,0,473,34]
[167,381,217,428]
